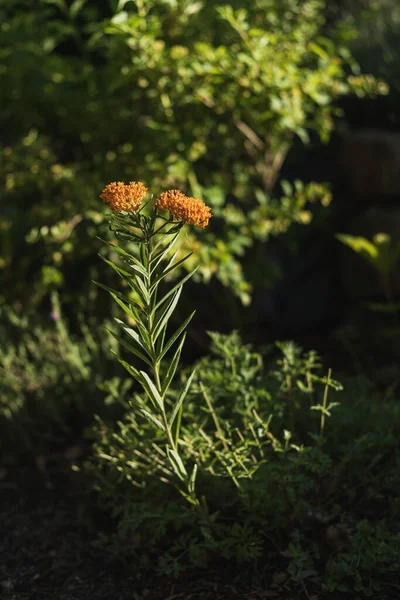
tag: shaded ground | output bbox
[0,458,304,600]
[2,455,400,600]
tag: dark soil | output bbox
[0,457,302,600]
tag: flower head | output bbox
[155,189,212,228]
[100,181,148,213]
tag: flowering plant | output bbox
[97,181,211,505]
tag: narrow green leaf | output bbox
[149,247,179,290]
[99,255,134,279]
[164,248,180,272]
[159,311,196,360]
[173,402,183,449]
[135,276,151,304]
[166,447,188,482]
[94,281,143,313]
[169,368,196,428]
[151,232,170,256]
[114,230,143,243]
[155,321,167,356]
[154,267,199,312]
[107,326,153,366]
[105,240,148,276]
[150,252,194,292]
[152,287,182,341]
[95,282,145,322]
[140,371,164,411]
[110,292,142,323]
[164,251,193,276]
[150,233,180,274]
[100,255,148,306]
[134,318,152,350]
[114,317,153,355]
[161,333,186,396]
[113,353,144,385]
[125,276,148,306]
[139,409,165,432]
[188,463,198,496]
[140,242,147,269]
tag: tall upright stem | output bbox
[144,234,177,453]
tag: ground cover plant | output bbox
[0,294,132,454]
[77,183,400,598]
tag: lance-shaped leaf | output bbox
[114,318,153,360]
[164,247,180,272]
[161,333,186,396]
[154,267,199,313]
[159,311,196,360]
[150,233,181,274]
[139,371,164,412]
[99,255,138,280]
[152,287,182,342]
[114,308,152,350]
[100,254,148,306]
[134,275,151,305]
[100,238,148,277]
[107,326,153,367]
[151,231,170,256]
[149,247,179,290]
[114,230,143,243]
[139,409,166,432]
[139,242,148,269]
[112,354,145,386]
[110,216,144,243]
[121,277,149,314]
[166,447,188,482]
[110,292,142,323]
[169,368,196,429]
[94,281,144,320]
[150,252,194,292]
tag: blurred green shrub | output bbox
[0,293,132,453]
[0,0,387,309]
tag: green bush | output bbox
[83,331,400,593]
[0,0,387,310]
[0,294,133,453]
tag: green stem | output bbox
[144,234,178,454]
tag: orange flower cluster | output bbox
[100,181,148,213]
[155,189,212,229]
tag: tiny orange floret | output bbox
[155,189,212,228]
[100,181,147,213]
